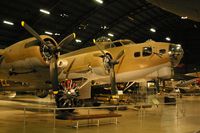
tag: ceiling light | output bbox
[75,39,82,43]
[150,28,156,33]
[181,16,188,19]
[165,37,171,41]
[127,16,134,21]
[95,0,103,4]
[3,20,14,25]
[40,9,50,15]
[176,44,181,50]
[45,31,53,35]
[108,33,114,37]
[54,33,60,36]
[101,25,109,30]
[60,13,69,17]
[78,24,88,30]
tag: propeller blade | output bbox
[93,39,120,95]
[21,21,46,45]
[50,57,59,91]
[58,33,76,48]
[93,39,107,57]
[110,64,118,95]
[114,50,125,61]
[65,58,76,78]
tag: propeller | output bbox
[93,39,124,95]
[58,33,76,48]
[21,21,76,91]
[21,21,47,46]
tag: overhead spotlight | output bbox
[95,0,103,4]
[150,28,156,33]
[3,20,14,25]
[54,33,60,36]
[165,37,171,41]
[45,31,53,35]
[101,25,109,30]
[40,9,50,15]
[108,33,114,37]
[127,16,134,21]
[176,44,181,50]
[181,16,188,19]
[60,13,69,17]
[75,39,82,43]
[78,24,88,30]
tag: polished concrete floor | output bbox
[0,95,200,133]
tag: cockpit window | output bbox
[143,47,152,56]
[111,42,123,47]
[105,42,123,49]
[105,44,110,49]
[120,40,134,45]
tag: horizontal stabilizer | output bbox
[0,49,4,55]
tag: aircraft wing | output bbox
[0,49,4,55]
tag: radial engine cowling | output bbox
[88,51,113,76]
[1,35,57,69]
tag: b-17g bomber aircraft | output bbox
[0,21,183,108]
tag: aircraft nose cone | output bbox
[168,44,184,67]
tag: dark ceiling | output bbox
[0,0,199,66]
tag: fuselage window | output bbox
[143,47,152,56]
[134,52,141,57]
[159,49,166,54]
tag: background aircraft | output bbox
[0,22,183,108]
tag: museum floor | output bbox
[0,95,200,133]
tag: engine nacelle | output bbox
[1,35,57,70]
[85,51,112,76]
[59,51,112,77]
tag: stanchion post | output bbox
[53,108,56,129]
[23,107,26,128]
[87,108,90,125]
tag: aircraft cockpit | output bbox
[104,39,135,49]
